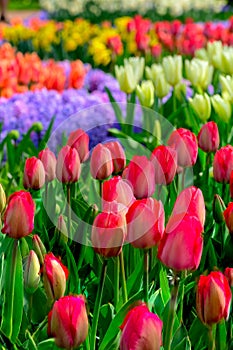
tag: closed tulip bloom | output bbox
[220,75,233,103]
[230,170,233,199]
[197,121,220,153]
[189,93,211,122]
[120,303,163,350]
[196,271,232,326]
[211,94,231,123]
[185,58,213,90]
[24,250,40,294]
[124,155,155,198]
[223,202,233,234]
[213,145,233,183]
[32,234,47,264]
[2,190,35,239]
[56,145,81,183]
[104,141,126,174]
[43,252,69,301]
[23,157,45,190]
[124,57,145,84]
[115,64,137,94]
[67,128,89,162]
[0,183,6,214]
[167,128,198,167]
[145,64,163,82]
[158,213,203,271]
[136,80,154,108]
[162,55,182,86]
[126,198,164,249]
[48,295,88,349]
[91,211,126,257]
[150,145,177,185]
[38,148,57,182]
[90,143,113,180]
[224,267,233,287]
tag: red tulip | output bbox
[213,145,233,183]
[167,128,198,167]
[90,143,113,180]
[38,148,57,182]
[126,198,164,249]
[48,295,88,349]
[196,271,232,326]
[43,252,69,301]
[158,213,203,271]
[104,141,126,174]
[225,267,233,287]
[91,211,126,257]
[56,145,81,183]
[223,202,233,234]
[123,155,155,199]
[150,145,177,185]
[23,156,45,190]
[230,170,233,199]
[120,303,163,350]
[2,190,35,239]
[67,128,89,162]
[197,121,219,153]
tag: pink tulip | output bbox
[126,197,164,249]
[225,267,233,287]
[91,211,126,257]
[67,128,89,162]
[120,303,163,350]
[90,143,113,180]
[223,202,233,234]
[167,128,198,167]
[213,145,233,183]
[38,148,57,182]
[197,121,219,153]
[196,271,232,326]
[2,190,35,239]
[230,170,233,199]
[48,295,88,349]
[158,213,203,271]
[23,156,45,190]
[56,145,81,183]
[123,155,155,198]
[104,141,126,174]
[150,145,177,185]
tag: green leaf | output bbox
[105,87,124,125]
[173,337,192,350]
[65,244,80,293]
[216,321,227,350]
[31,288,48,324]
[38,117,55,151]
[159,267,170,305]
[38,339,60,350]
[189,317,208,349]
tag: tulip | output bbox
[158,213,203,271]
[115,64,137,94]
[197,121,219,153]
[185,58,213,91]
[154,73,171,99]
[230,170,233,199]
[38,148,57,182]
[56,145,81,183]
[220,75,233,103]
[150,145,177,185]
[123,155,155,198]
[91,211,126,258]
[174,82,187,102]
[224,267,233,287]
[55,215,68,244]
[23,157,45,190]
[162,55,182,86]
[104,141,126,174]
[0,183,6,214]
[211,94,231,123]
[24,250,40,294]
[196,271,232,326]
[67,128,89,162]
[223,202,233,234]
[206,41,223,69]
[213,145,233,183]
[167,128,198,167]
[126,198,164,249]
[120,303,163,350]
[48,295,88,349]
[90,143,113,180]
[2,190,35,239]
[43,252,69,301]
[213,194,226,224]
[136,80,154,108]
[221,49,233,75]
[32,234,47,264]
[145,64,163,82]
[124,57,145,84]
[189,93,211,122]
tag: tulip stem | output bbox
[90,259,107,350]
[99,180,103,198]
[143,249,149,305]
[67,184,71,240]
[119,251,128,304]
[164,273,180,350]
[208,326,215,350]
[114,257,120,308]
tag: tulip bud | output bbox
[23,157,45,190]
[8,130,19,140]
[104,141,126,174]
[43,252,69,301]
[224,267,233,287]
[38,148,57,182]
[185,58,213,90]
[136,80,154,108]
[90,143,113,180]
[223,202,233,234]
[220,75,233,103]
[2,190,35,239]
[158,213,203,271]
[120,303,163,350]
[145,64,163,82]
[48,295,88,349]
[150,145,177,185]
[126,198,164,249]
[154,73,171,99]
[33,122,43,132]
[67,128,89,162]
[56,145,81,183]
[167,128,198,168]
[211,94,231,123]
[24,250,40,294]
[124,57,145,84]
[197,121,219,153]
[189,93,211,122]
[91,211,126,258]
[115,64,137,94]
[174,82,187,102]
[196,271,232,326]
[32,234,47,264]
[0,184,6,214]
[162,55,182,86]
[213,194,226,224]
[213,145,233,183]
